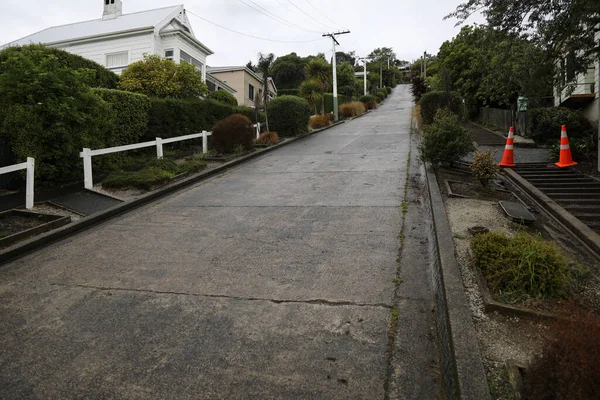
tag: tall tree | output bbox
[447,0,600,83]
[270,52,307,90]
[335,51,356,67]
[299,79,322,114]
[258,53,275,131]
[304,58,331,114]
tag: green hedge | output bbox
[93,89,150,146]
[145,98,263,141]
[528,107,594,143]
[269,95,311,137]
[206,90,238,106]
[277,89,300,97]
[419,91,464,124]
[323,93,344,114]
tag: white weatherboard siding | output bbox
[57,33,154,75]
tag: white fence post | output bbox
[156,137,163,159]
[202,131,208,154]
[82,148,93,189]
[25,157,35,210]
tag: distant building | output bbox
[207,66,277,108]
[554,32,599,121]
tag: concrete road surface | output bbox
[0,85,441,399]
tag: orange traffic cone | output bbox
[498,126,516,167]
[555,125,577,168]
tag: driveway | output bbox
[0,85,441,399]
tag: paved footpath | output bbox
[0,85,441,399]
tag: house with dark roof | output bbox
[2,0,236,94]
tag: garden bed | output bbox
[0,209,70,249]
[435,166,600,399]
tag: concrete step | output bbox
[527,177,595,183]
[533,183,600,189]
[546,193,600,199]
[571,213,600,222]
[563,205,600,213]
[557,198,600,205]
[536,187,600,194]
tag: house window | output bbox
[165,49,174,61]
[180,50,203,71]
[249,84,255,101]
[106,51,128,68]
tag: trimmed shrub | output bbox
[419,91,464,125]
[309,114,332,130]
[0,44,113,183]
[207,90,238,106]
[339,102,366,118]
[419,109,474,166]
[255,131,279,145]
[386,87,392,94]
[470,150,499,187]
[524,309,600,399]
[277,89,300,97]
[548,130,598,163]
[529,107,594,143]
[375,94,383,103]
[93,89,150,147]
[410,76,428,102]
[360,95,377,110]
[234,106,265,124]
[377,89,388,99]
[269,95,311,137]
[211,114,254,154]
[146,158,179,174]
[471,232,570,301]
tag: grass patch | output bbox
[471,232,571,302]
[401,201,408,216]
[102,167,174,190]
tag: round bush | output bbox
[377,90,387,99]
[211,114,254,153]
[386,87,392,94]
[207,90,238,106]
[418,109,474,166]
[360,95,377,110]
[268,95,311,137]
[255,131,279,145]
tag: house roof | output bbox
[4,5,185,47]
[206,73,237,94]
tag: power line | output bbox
[237,0,320,33]
[303,0,346,30]
[272,0,326,31]
[284,0,333,30]
[186,10,325,43]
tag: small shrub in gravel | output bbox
[102,167,173,190]
[147,158,179,174]
[524,308,600,399]
[470,150,499,187]
[419,109,474,167]
[339,102,366,118]
[470,232,570,301]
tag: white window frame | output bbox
[164,49,174,61]
[180,50,204,72]
[106,51,129,70]
[249,84,255,101]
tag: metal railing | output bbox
[0,158,35,209]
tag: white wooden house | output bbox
[2,0,227,91]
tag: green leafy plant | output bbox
[529,107,594,144]
[359,95,377,110]
[309,114,331,130]
[268,95,311,137]
[211,114,254,154]
[470,150,499,187]
[120,54,208,98]
[299,79,323,115]
[419,109,474,166]
[410,76,428,102]
[304,58,331,114]
[419,91,464,125]
[471,232,571,301]
[255,131,279,145]
[146,158,179,174]
[386,87,392,94]
[524,308,600,400]
[206,90,238,106]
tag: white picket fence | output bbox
[0,157,35,209]
[80,123,262,190]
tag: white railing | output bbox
[80,131,212,189]
[0,157,35,209]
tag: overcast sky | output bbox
[0,0,484,66]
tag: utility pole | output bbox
[380,60,383,89]
[423,51,427,79]
[358,57,367,96]
[323,30,350,122]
